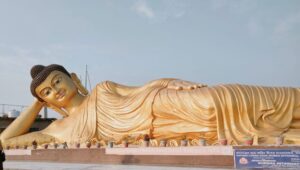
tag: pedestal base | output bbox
[5,145,300,168]
[5,146,233,167]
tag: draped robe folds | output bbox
[41,79,300,145]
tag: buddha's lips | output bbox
[56,89,66,100]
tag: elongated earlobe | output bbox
[70,73,89,96]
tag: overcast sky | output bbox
[0,0,299,118]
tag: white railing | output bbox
[0,104,27,117]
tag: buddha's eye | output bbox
[45,90,51,95]
[55,77,62,84]
[41,88,52,97]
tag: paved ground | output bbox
[4,161,232,170]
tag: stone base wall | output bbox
[6,148,233,167]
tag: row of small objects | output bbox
[5,139,207,150]
[5,137,284,150]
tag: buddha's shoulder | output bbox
[145,78,177,87]
[96,80,117,87]
[95,79,176,88]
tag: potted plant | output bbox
[108,141,114,148]
[122,140,129,148]
[142,134,150,147]
[86,141,91,149]
[276,136,284,146]
[54,143,59,149]
[121,135,130,148]
[32,140,38,149]
[62,142,68,149]
[96,142,101,148]
[75,142,80,149]
[199,138,206,146]
[244,136,253,146]
[23,145,28,150]
[159,139,167,147]
[180,136,188,147]
[219,138,227,146]
[43,144,48,149]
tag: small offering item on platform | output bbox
[32,140,38,149]
[96,142,101,148]
[199,139,206,146]
[159,140,167,147]
[219,139,227,146]
[244,137,253,146]
[276,136,284,146]
[108,141,114,148]
[54,143,59,149]
[122,140,129,148]
[86,142,91,148]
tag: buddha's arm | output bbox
[0,99,44,144]
[1,131,56,148]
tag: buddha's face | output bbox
[35,70,77,108]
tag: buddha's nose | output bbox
[52,89,58,94]
[52,86,60,93]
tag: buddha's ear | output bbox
[70,73,89,96]
[45,103,69,118]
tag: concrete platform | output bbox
[4,161,233,170]
[106,146,233,155]
[4,147,234,168]
[5,145,300,169]
[4,149,32,155]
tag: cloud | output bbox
[132,0,155,19]
[0,45,38,72]
[247,19,262,35]
[272,12,300,57]
[0,44,75,77]
[211,0,257,14]
[211,0,227,11]
[160,0,187,20]
[174,11,185,18]
[131,0,187,22]
[273,13,300,39]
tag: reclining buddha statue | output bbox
[1,64,300,148]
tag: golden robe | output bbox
[41,79,300,145]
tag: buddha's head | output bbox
[30,64,78,108]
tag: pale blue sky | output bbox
[0,0,299,117]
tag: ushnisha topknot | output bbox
[30,64,71,101]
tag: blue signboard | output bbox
[234,149,300,169]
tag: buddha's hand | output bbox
[168,79,207,90]
[34,98,46,107]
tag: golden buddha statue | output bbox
[1,64,300,148]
